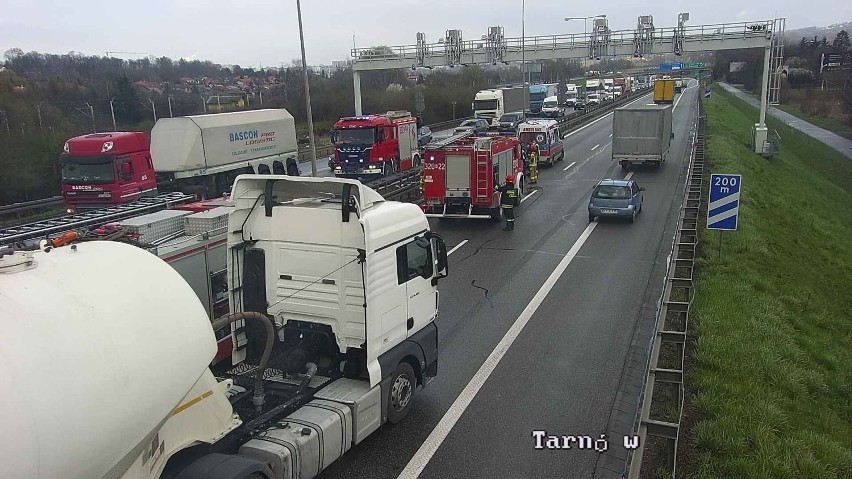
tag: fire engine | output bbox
[422,132,525,220]
[329,110,421,177]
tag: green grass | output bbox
[682,86,852,479]
[773,104,852,140]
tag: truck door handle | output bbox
[407,318,414,330]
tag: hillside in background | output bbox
[785,22,852,44]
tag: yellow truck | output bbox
[654,79,675,104]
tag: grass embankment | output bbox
[774,103,852,141]
[680,86,852,478]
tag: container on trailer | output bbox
[184,206,232,236]
[115,209,192,243]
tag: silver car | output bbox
[588,179,645,223]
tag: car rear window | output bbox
[592,185,630,199]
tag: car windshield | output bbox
[499,114,518,123]
[587,94,599,100]
[474,99,498,111]
[460,120,478,127]
[592,185,631,199]
[60,154,115,184]
[543,101,558,108]
[334,128,375,145]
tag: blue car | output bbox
[588,179,645,223]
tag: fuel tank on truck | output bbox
[151,108,298,173]
[0,241,220,479]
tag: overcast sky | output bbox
[1,0,849,67]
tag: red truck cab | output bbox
[329,110,420,177]
[59,132,157,212]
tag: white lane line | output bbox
[564,142,611,181]
[520,190,539,203]
[563,92,653,139]
[397,220,599,479]
[562,161,577,171]
[609,133,613,137]
[624,171,635,180]
[447,239,468,256]
[591,144,600,151]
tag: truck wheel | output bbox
[184,185,209,201]
[387,362,416,424]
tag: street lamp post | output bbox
[564,14,606,36]
[296,0,318,177]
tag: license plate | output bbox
[601,209,618,214]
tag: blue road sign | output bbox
[707,174,742,230]
[659,63,673,71]
[672,62,683,70]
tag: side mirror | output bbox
[431,233,448,279]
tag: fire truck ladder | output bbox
[426,130,474,149]
[474,147,491,202]
[0,192,196,246]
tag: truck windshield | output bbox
[474,99,498,111]
[334,128,375,145]
[529,92,546,102]
[59,154,115,184]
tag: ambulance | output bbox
[517,119,565,166]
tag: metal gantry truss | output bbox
[352,17,783,71]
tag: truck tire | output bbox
[174,453,273,479]
[387,362,416,424]
[184,185,209,201]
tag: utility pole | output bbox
[37,104,43,130]
[86,102,96,133]
[149,99,157,123]
[109,100,117,131]
[168,97,173,117]
[259,90,263,105]
[297,0,318,176]
[522,0,528,112]
[201,95,207,113]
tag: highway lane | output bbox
[317,88,692,479]
[414,84,699,478]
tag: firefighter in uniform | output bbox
[528,141,539,184]
[498,174,519,231]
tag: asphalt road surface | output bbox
[318,83,699,479]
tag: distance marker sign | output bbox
[707,174,742,230]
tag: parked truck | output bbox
[529,84,548,114]
[422,132,524,220]
[653,79,676,104]
[1,174,450,479]
[473,86,527,126]
[59,109,301,212]
[612,104,674,169]
[329,110,420,177]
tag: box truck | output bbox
[612,104,674,169]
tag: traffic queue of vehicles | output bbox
[0,67,692,476]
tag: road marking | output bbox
[591,144,600,151]
[447,239,468,256]
[397,219,599,479]
[624,171,635,180]
[609,133,613,137]
[562,161,577,171]
[520,190,539,203]
[564,92,653,138]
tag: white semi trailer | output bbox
[0,175,449,479]
[153,109,301,199]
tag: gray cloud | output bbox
[0,0,849,66]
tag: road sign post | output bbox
[707,173,742,260]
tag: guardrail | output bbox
[0,196,63,220]
[626,88,705,478]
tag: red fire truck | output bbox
[329,110,421,177]
[422,132,525,220]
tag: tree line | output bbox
[0,49,640,204]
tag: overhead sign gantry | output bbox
[349,15,785,153]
